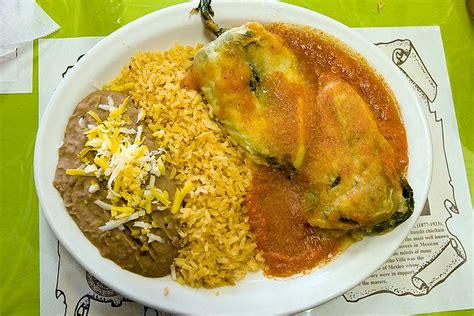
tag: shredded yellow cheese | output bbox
[66,97,173,229]
[65,169,93,176]
[110,96,130,118]
[86,110,102,124]
[93,156,108,170]
[77,148,90,157]
[150,187,171,207]
[157,157,166,175]
[171,181,194,214]
[112,206,134,218]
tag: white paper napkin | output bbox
[0,0,59,47]
[0,0,59,93]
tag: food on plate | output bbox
[106,46,263,288]
[267,23,413,235]
[246,165,355,276]
[53,91,179,277]
[300,76,412,232]
[189,1,413,275]
[56,46,262,287]
[190,22,308,171]
[53,0,413,286]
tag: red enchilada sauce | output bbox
[247,165,353,277]
[247,24,408,276]
[267,23,408,174]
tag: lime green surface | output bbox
[0,0,472,315]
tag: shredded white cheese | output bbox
[98,210,145,231]
[88,182,100,193]
[119,127,136,134]
[148,175,156,189]
[136,108,145,123]
[147,232,165,244]
[78,117,86,129]
[94,200,113,211]
[107,95,114,107]
[133,221,152,229]
[84,164,98,173]
[98,104,112,111]
[135,125,143,143]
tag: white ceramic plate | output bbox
[34,2,432,314]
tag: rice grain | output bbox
[106,45,263,288]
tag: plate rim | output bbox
[34,1,433,313]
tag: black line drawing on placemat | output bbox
[62,54,85,78]
[343,39,467,302]
[54,241,128,316]
[54,241,67,314]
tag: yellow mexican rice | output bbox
[105,45,263,288]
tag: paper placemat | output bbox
[39,26,473,315]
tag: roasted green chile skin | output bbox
[191,22,308,171]
[191,22,413,235]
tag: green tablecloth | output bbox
[0,1,472,315]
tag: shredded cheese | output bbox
[98,104,112,111]
[111,205,134,218]
[98,210,145,231]
[147,232,165,244]
[171,181,194,214]
[88,180,100,193]
[137,108,145,123]
[65,169,93,176]
[87,110,102,123]
[157,157,166,175]
[65,97,175,233]
[134,221,152,229]
[94,199,113,210]
[78,116,86,129]
[150,187,171,207]
[107,95,115,107]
